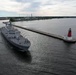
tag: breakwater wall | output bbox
[13,25,76,43]
[3,22,76,43]
[13,25,64,40]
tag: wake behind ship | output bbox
[1,22,31,52]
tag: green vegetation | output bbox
[9,18,15,22]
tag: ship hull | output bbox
[1,31,30,52]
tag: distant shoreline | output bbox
[0,16,76,21]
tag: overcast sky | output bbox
[0,0,76,17]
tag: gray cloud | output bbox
[21,2,41,12]
[1,0,76,16]
[0,10,18,17]
[14,0,33,3]
[29,2,41,11]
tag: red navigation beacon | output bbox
[68,28,72,37]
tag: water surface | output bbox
[0,19,76,75]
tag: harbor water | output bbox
[0,19,76,75]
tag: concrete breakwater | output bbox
[13,25,76,43]
[3,22,76,43]
[13,25,64,40]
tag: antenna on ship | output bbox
[9,18,14,26]
[67,28,72,40]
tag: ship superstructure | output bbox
[1,22,31,51]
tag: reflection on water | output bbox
[12,50,32,63]
[1,32,32,63]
